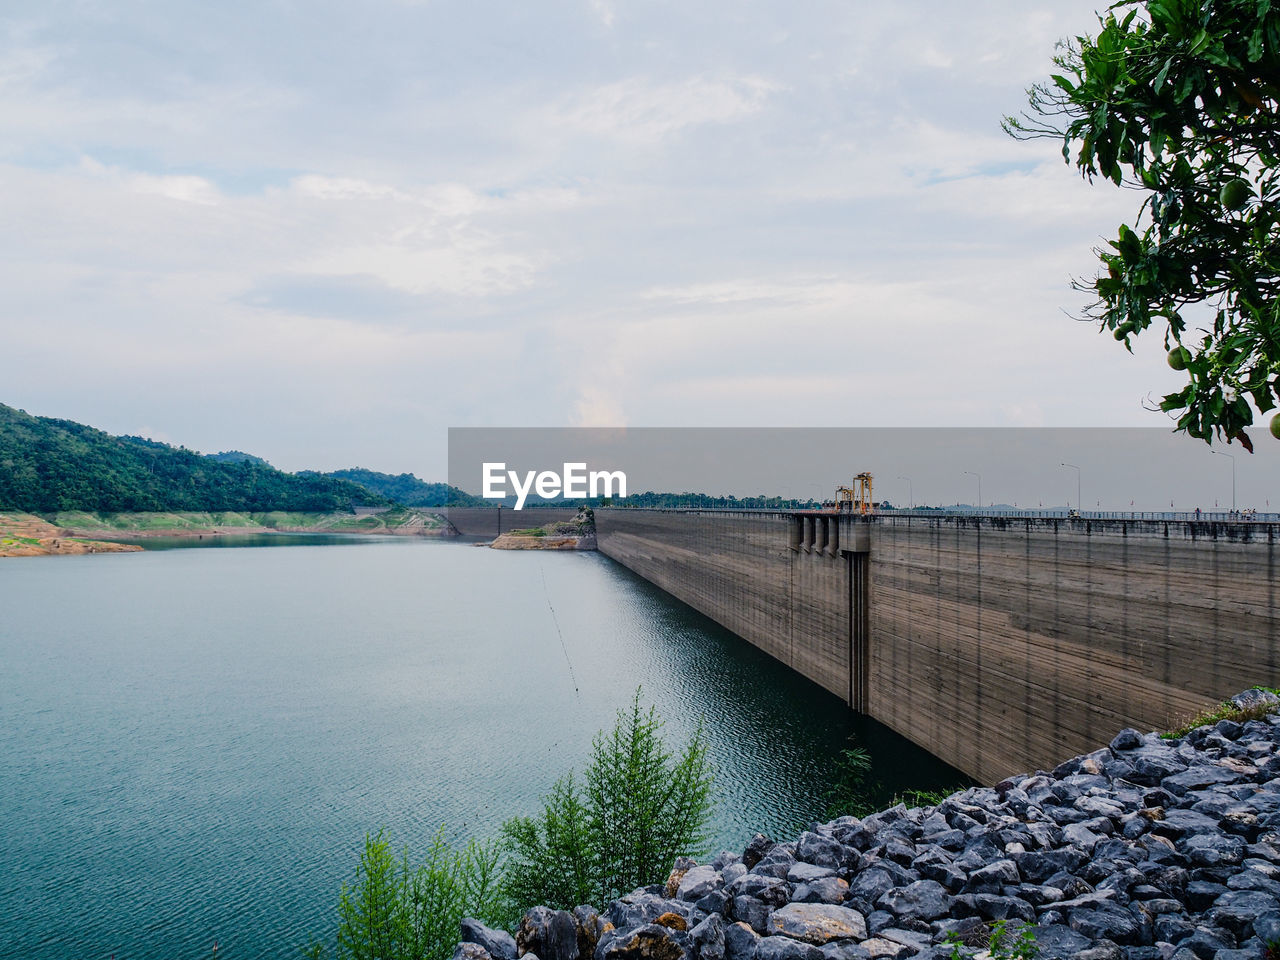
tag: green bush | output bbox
[309,827,507,960]
[502,691,714,909]
[945,919,1038,960]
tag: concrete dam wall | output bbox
[594,509,1280,784]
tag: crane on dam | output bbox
[835,472,874,514]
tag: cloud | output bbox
[1,0,1187,479]
[551,75,781,144]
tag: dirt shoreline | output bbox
[0,509,459,557]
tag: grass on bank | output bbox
[1162,686,1280,739]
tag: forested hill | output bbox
[0,403,389,514]
[318,468,484,507]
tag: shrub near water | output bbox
[308,828,506,960]
[502,691,714,910]
[313,691,713,959]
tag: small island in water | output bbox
[489,507,597,551]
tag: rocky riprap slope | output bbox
[456,689,1280,960]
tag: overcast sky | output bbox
[2,1,1228,479]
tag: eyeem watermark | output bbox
[482,462,627,509]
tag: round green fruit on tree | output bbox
[1272,412,1280,440]
[1168,346,1191,370]
[1220,178,1251,211]
[1114,322,1135,341]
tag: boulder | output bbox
[596,924,687,960]
[766,903,868,944]
[462,918,519,960]
[877,881,952,923]
[679,866,725,903]
[519,907,581,960]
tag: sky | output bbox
[0,0,1234,479]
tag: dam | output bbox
[446,507,1280,784]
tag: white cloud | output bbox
[1,0,1189,478]
[551,75,781,143]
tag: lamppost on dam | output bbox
[1061,462,1081,513]
[964,471,982,510]
[897,475,913,510]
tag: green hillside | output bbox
[320,468,484,507]
[0,403,388,514]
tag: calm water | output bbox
[0,537,960,960]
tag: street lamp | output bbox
[1061,463,1081,514]
[897,475,913,510]
[1211,449,1236,512]
[963,471,982,510]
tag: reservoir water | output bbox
[0,537,960,959]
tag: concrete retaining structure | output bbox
[594,509,1280,784]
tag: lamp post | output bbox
[963,471,982,511]
[1061,463,1081,514]
[1211,449,1236,512]
[897,475,913,510]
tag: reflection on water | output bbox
[0,538,963,960]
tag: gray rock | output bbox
[962,860,1020,894]
[729,896,773,934]
[1013,848,1088,883]
[723,864,749,885]
[607,895,690,932]
[1179,925,1235,959]
[724,922,760,960]
[454,944,493,960]
[789,863,838,884]
[519,907,581,960]
[1113,730,1146,752]
[729,876,792,908]
[866,911,895,936]
[954,893,1035,923]
[792,878,851,905]
[744,836,776,870]
[596,924,688,960]
[1185,882,1229,912]
[877,881,952,923]
[1072,945,1126,960]
[1155,914,1196,944]
[680,866,725,903]
[850,869,898,904]
[690,914,725,960]
[767,903,868,944]
[697,892,731,917]
[575,907,611,960]
[876,929,932,952]
[755,938,824,960]
[817,942,871,960]
[1162,768,1244,796]
[1068,902,1146,944]
[462,918,518,960]
[1026,923,1093,960]
[1252,912,1280,944]
[858,938,913,960]
[797,832,859,872]
[1231,690,1280,711]
[1207,890,1280,939]
[1182,835,1247,868]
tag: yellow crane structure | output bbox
[835,472,874,514]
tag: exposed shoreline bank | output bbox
[0,508,458,556]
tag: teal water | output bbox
[0,537,959,959]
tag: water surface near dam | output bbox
[0,536,958,960]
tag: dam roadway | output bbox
[446,507,1279,784]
